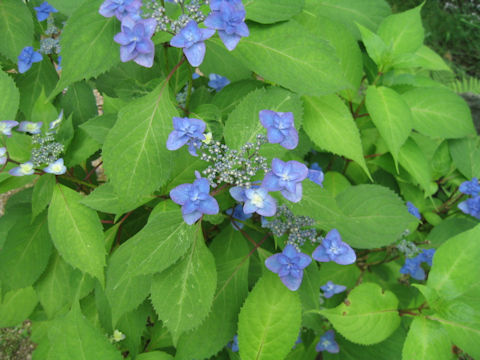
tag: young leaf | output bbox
[377,4,424,57]
[365,86,412,164]
[0,212,52,290]
[49,0,120,99]
[357,23,390,68]
[238,272,302,360]
[151,225,217,343]
[0,0,33,62]
[234,21,348,96]
[402,87,476,139]
[48,184,106,284]
[102,79,178,205]
[176,227,251,360]
[320,283,400,345]
[402,317,453,360]
[302,94,370,178]
[0,287,38,328]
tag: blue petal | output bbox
[262,172,281,192]
[259,110,275,128]
[280,273,303,291]
[230,186,247,202]
[280,127,299,150]
[204,12,225,30]
[333,244,356,265]
[134,51,155,68]
[184,42,206,67]
[283,244,298,259]
[267,128,284,144]
[312,245,330,262]
[296,253,312,269]
[257,194,276,216]
[166,131,189,150]
[218,31,241,51]
[265,254,283,274]
[198,196,219,215]
[183,211,202,225]
[170,184,192,205]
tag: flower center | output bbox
[322,340,331,348]
[251,193,264,207]
[21,164,33,173]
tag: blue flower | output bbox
[9,162,35,177]
[34,2,58,21]
[310,162,322,171]
[262,158,308,203]
[0,147,7,165]
[18,121,43,135]
[114,17,157,68]
[230,186,277,217]
[265,244,312,291]
[0,121,19,137]
[320,281,347,298]
[316,330,339,354]
[18,47,43,74]
[400,257,425,280]
[192,72,200,79]
[166,117,206,156]
[459,178,480,196]
[57,55,62,70]
[227,334,239,352]
[312,229,356,265]
[204,2,249,51]
[210,0,243,11]
[458,195,480,219]
[417,248,435,267]
[170,20,215,67]
[308,168,324,187]
[259,110,298,150]
[99,0,142,21]
[406,201,421,220]
[43,158,66,175]
[170,176,219,225]
[226,204,252,230]
[208,73,230,91]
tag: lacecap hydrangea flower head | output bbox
[170,20,215,67]
[312,229,356,265]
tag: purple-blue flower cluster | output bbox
[312,229,356,265]
[320,281,347,298]
[260,110,298,150]
[458,178,480,219]
[406,201,421,220]
[208,73,230,91]
[400,248,435,280]
[34,2,58,21]
[262,159,308,203]
[204,0,249,51]
[166,117,206,156]
[316,330,339,354]
[170,20,215,67]
[18,47,43,74]
[225,204,252,230]
[99,0,142,21]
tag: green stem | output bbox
[184,65,194,115]
[59,174,97,189]
[220,213,269,234]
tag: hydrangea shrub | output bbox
[0,0,479,359]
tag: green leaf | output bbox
[200,39,252,82]
[377,4,424,57]
[365,86,412,163]
[151,225,216,343]
[47,303,122,360]
[449,137,480,179]
[0,204,30,249]
[81,182,153,216]
[314,0,391,40]
[320,283,400,345]
[45,0,86,16]
[0,287,37,327]
[117,304,150,358]
[211,80,263,116]
[56,114,75,150]
[48,184,106,283]
[63,127,101,167]
[49,0,120,99]
[0,212,52,290]
[136,352,174,360]
[0,70,20,120]
[79,114,117,145]
[357,23,390,68]
[238,272,302,360]
[395,45,452,72]
[15,60,58,119]
[35,253,87,318]
[302,94,370,178]
[398,138,433,195]
[335,184,413,248]
[31,89,58,125]
[297,263,323,331]
[32,174,56,221]
[323,171,351,197]
[402,87,476,138]
[234,21,348,96]
[224,87,303,158]
[176,227,251,360]
[0,0,33,62]
[102,79,178,205]
[426,217,477,248]
[295,4,363,100]
[317,263,361,289]
[106,202,195,325]
[245,0,304,24]
[402,317,453,360]
[59,81,98,126]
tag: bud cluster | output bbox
[143,0,209,33]
[199,134,269,188]
[263,204,318,248]
[396,238,419,258]
[31,134,64,167]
